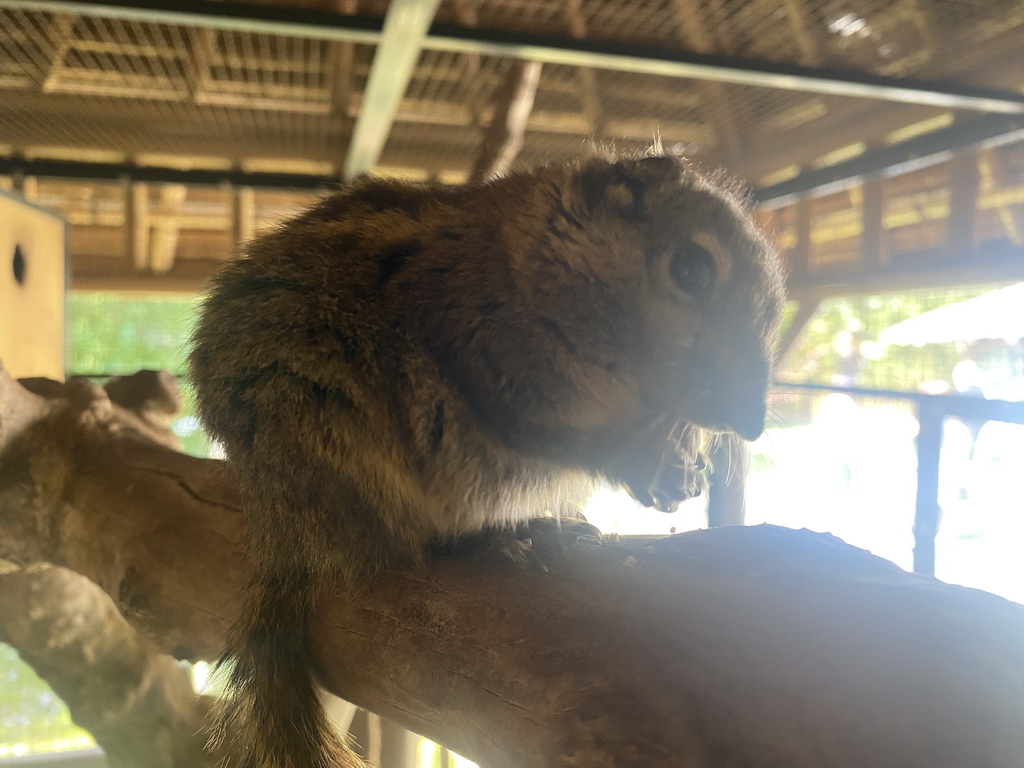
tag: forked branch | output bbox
[1,363,1022,767]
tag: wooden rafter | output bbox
[8,1,1024,113]
[469,59,541,183]
[40,13,75,92]
[343,0,443,179]
[670,0,743,165]
[328,0,359,152]
[562,0,605,138]
[781,0,820,67]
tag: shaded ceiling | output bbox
[1,0,1023,292]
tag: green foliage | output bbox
[67,292,198,376]
[779,286,1004,391]
[0,645,93,758]
[67,292,212,457]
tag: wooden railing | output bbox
[774,381,1024,575]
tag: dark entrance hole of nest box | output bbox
[12,244,26,286]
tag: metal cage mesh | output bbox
[1,0,1023,281]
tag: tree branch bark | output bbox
[1,362,1023,768]
[0,564,218,768]
[0,369,221,767]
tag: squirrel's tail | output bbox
[211,574,362,768]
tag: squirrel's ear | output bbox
[575,155,684,220]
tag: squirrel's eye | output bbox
[669,242,717,299]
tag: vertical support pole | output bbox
[776,292,822,364]
[126,182,150,271]
[232,186,256,248]
[12,171,37,200]
[948,150,980,256]
[707,439,748,528]
[792,194,811,280]
[913,401,943,576]
[365,712,383,766]
[149,184,187,274]
[469,60,542,183]
[380,719,419,768]
[860,176,883,270]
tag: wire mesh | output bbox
[0,7,369,170]
[436,0,568,35]
[1,0,1023,288]
[3,1,1023,185]
[807,186,864,271]
[882,160,951,261]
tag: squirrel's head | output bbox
[510,153,785,444]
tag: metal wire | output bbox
[2,0,1024,283]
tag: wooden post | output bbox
[860,175,884,269]
[127,182,151,271]
[232,186,257,248]
[706,438,748,528]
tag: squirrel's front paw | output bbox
[522,516,602,549]
[444,516,601,571]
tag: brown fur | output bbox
[189,154,785,767]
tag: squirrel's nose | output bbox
[729,400,766,441]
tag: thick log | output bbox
[0,370,221,767]
[1,363,1023,768]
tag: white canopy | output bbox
[879,282,1024,347]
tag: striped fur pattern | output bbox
[189,153,785,767]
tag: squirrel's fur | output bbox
[189,153,785,767]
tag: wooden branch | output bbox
[0,370,219,766]
[2,362,1024,767]
[0,565,219,768]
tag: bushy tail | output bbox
[211,575,363,768]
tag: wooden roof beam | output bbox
[755,112,1024,203]
[0,156,338,190]
[6,115,1024,202]
[10,0,1024,114]
[342,0,443,180]
[469,60,542,183]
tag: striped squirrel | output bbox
[189,152,784,767]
